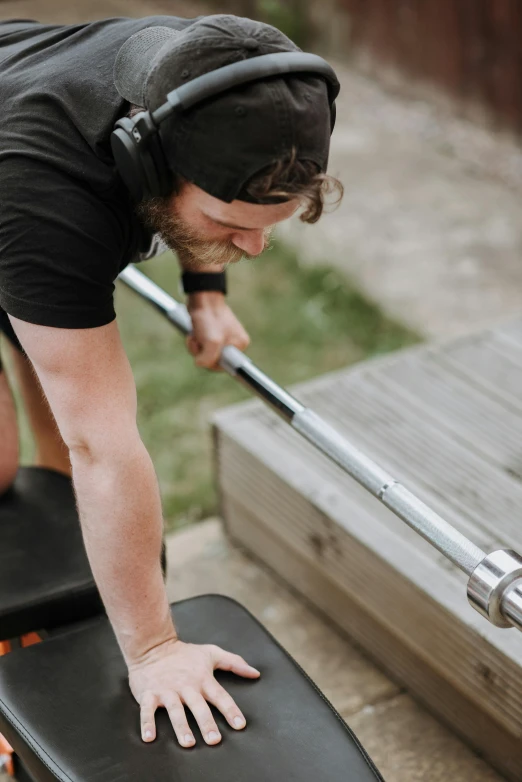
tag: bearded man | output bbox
[0,13,342,748]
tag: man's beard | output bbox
[136,195,273,270]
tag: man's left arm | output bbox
[175,256,249,370]
[185,290,250,369]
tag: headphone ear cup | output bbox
[111,119,147,203]
[111,117,172,200]
[146,134,173,198]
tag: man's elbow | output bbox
[65,420,141,467]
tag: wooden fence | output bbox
[335,0,522,132]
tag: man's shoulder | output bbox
[0,154,138,262]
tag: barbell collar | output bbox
[467,549,522,628]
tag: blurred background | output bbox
[4,0,522,531]
[3,9,522,779]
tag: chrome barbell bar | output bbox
[119,264,522,632]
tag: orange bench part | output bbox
[20,632,42,648]
[0,640,11,656]
[0,634,42,775]
[0,732,15,776]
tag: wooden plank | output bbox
[217,413,522,650]
[217,398,501,557]
[222,493,522,782]
[216,363,506,556]
[215,420,522,774]
[368,351,522,467]
[487,332,522,365]
[436,333,522,411]
[218,427,522,708]
[214,317,522,781]
[496,318,522,347]
[294,373,522,548]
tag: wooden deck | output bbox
[213,318,522,782]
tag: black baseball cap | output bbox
[114,15,336,203]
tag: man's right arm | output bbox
[9,316,176,662]
[8,314,259,747]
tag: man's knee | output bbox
[0,464,18,496]
[0,366,19,494]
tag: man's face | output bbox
[136,181,299,270]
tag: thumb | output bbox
[194,337,222,369]
[211,646,261,678]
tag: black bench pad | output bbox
[0,468,103,639]
[0,595,384,781]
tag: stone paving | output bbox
[165,519,504,782]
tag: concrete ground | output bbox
[164,519,503,782]
[278,62,522,339]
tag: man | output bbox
[0,13,342,748]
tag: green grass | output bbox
[11,240,419,531]
[114,241,419,531]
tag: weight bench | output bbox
[0,468,103,641]
[0,468,384,781]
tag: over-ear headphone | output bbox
[111,51,340,203]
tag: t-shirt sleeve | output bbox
[0,156,132,329]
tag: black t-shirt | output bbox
[0,15,191,331]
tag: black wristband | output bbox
[181,271,227,295]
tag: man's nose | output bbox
[231,230,266,257]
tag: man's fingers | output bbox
[194,337,222,369]
[203,680,246,731]
[187,332,223,371]
[182,689,222,745]
[186,335,199,357]
[211,646,261,678]
[140,691,158,742]
[164,695,196,749]
[229,329,250,352]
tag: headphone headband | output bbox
[151,52,340,125]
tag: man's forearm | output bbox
[70,437,176,664]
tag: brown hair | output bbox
[127,104,343,222]
[243,148,343,224]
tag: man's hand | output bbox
[128,637,261,747]
[186,292,250,370]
